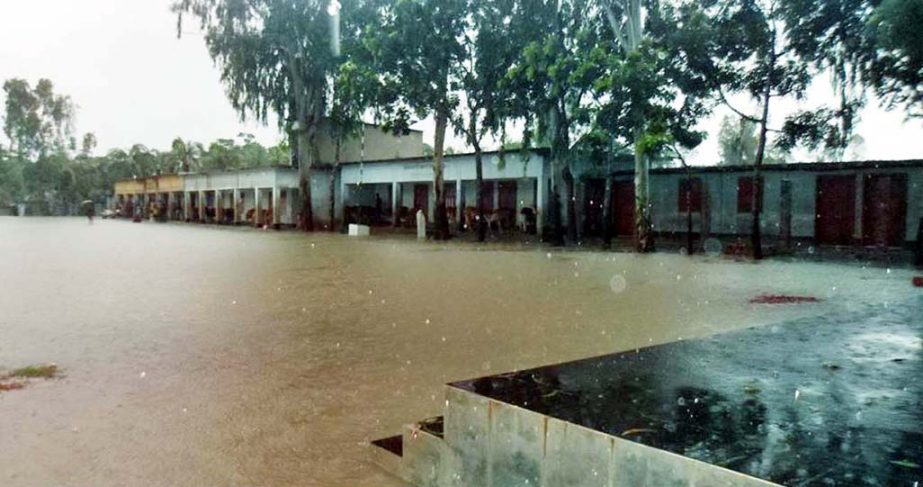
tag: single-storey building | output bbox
[575,159,922,249]
[113,132,922,249]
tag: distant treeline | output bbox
[0,78,289,211]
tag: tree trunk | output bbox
[474,142,487,242]
[752,55,774,260]
[602,171,614,249]
[564,166,577,243]
[296,127,314,232]
[634,127,654,252]
[432,106,450,240]
[685,168,694,255]
[328,139,340,232]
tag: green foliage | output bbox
[866,0,923,117]
[2,78,75,159]
[0,80,289,209]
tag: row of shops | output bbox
[113,152,923,248]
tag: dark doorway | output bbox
[815,175,856,245]
[583,179,606,237]
[479,181,495,212]
[614,180,635,236]
[413,184,428,216]
[498,181,517,211]
[863,173,907,247]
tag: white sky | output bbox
[0,0,920,163]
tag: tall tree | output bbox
[2,78,75,159]
[690,0,812,260]
[504,0,597,245]
[451,0,517,242]
[326,60,369,231]
[170,137,202,172]
[695,0,871,258]
[80,132,98,158]
[174,0,351,231]
[368,0,467,240]
[595,0,712,252]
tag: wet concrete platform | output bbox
[450,298,923,486]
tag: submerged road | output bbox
[0,217,916,486]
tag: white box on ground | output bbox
[348,224,370,237]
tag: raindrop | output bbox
[808,246,815,254]
[425,319,430,324]
[231,300,237,305]
[546,252,553,259]
[609,275,628,294]
[703,238,722,257]
[679,246,688,256]
[794,389,801,401]
[139,371,146,379]
[677,397,686,406]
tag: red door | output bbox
[815,175,856,245]
[613,180,635,236]
[863,174,907,247]
[413,184,428,216]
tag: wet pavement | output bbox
[456,299,923,486]
[0,217,918,486]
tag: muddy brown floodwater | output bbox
[0,218,916,487]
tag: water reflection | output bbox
[457,299,923,486]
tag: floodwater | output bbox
[0,217,916,487]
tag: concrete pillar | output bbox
[254,188,261,226]
[165,193,172,220]
[272,185,281,226]
[536,177,545,232]
[199,190,206,222]
[233,188,241,224]
[183,192,191,221]
[854,173,864,243]
[391,182,399,226]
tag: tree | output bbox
[367,0,468,240]
[2,78,75,159]
[174,0,352,231]
[504,0,597,245]
[692,0,874,258]
[451,0,518,242]
[326,60,369,231]
[865,0,923,117]
[595,0,712,252]
[170,138,203,172]
[80,132,98,158]
[781,0,870,159]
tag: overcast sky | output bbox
[1,0,919,164]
